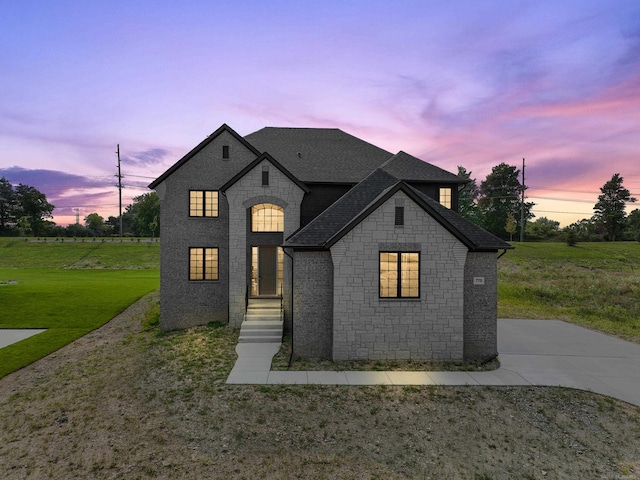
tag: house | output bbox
[149,124,513,362]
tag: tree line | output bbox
[0,176,159,238]
[457,164,638,243]
[1,166,637,242]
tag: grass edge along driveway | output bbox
[0,268,159,378]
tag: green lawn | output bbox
[499,242,640,342]
[2,239,639,378]
[0,239,159,378]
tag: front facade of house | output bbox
[150,124,511,362]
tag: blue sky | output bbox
[1,0,639,226]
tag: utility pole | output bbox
[520,157,525,242]
[116,144,124,238]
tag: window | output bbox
[189,247,218,281]
[262,170,269,186]
[395,206,404,226]
[251,203,284,232]
[439,187,452,209]
[190,191,218,217]
[380,252,419,298]
[222,145,229,159]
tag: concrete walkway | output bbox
[226,319,640,407]
[0,329,46,349]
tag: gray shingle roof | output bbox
[285,168,512,252]
[285,169,399,247]
[381,151,465,184]
[150,124,468,189]
[405,185,514,252]
[244,127,395,183]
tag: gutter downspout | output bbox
[283,247,295,367]
[497,249,508,260]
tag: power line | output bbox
[125,174,156,180]
[529,196,594,204]
[533,209,594,215]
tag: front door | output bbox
[258,246,278,296]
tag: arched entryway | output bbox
[248,203,284,298]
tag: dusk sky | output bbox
[1,0,639,227]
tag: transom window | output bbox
[251,203,284,232]
[439,187,452,209]
[190,191,218,217]
[380,252,420,298]
[189,247,219,281]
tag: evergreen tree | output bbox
[593,173,636,241]
[478,163,534,239]
[627,209,640,241]
[457,166,480,224]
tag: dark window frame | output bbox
[379,251,420,299]
[262,170,269,186]
[439,187,452,209]
[189,190,219,217]
[222,145,230,159]
[189,247,219,281]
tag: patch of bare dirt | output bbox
[1,293,639,479]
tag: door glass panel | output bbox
[277,247,284,296]
[251,247,258,296]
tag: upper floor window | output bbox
[190,191,218,217]
[380,252,420,298]
[439,187,452,209]
[251,203,284,232]
[222,145,229,159]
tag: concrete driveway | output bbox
[498,319,640,407]
[228,319,640,407]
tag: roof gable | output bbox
[285,169,398,247]
[286,169,512,252]
[220,152,310,193]
[149,124,260,189]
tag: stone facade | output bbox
[463,252,498,361]
[292,250,334,358]
[152,124,506,361]
[224,159,305,327]
[330,191,466,361]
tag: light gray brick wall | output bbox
[330,191,466,361]
[292,251,333,358]
[463,252,498,361]
[156,131,256,330]
[225,159,305,327]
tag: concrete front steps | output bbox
[239,298,283,343]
